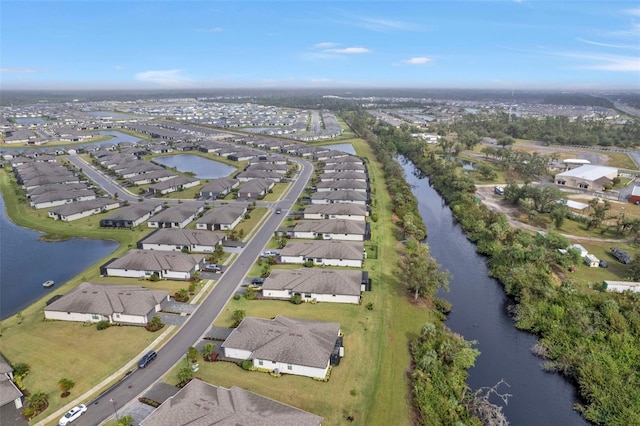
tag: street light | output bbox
[109,397,119,420]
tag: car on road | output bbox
[58,404,87,425]
[137,350,157,368]
[275,207,281,214]
[203,263,222,272]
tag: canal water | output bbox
[152,154,235,179]
[400,157,587,425]
[0,193,119,320]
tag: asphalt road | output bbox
[69,158,313,426]
[66,155,138,203]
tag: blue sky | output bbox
[1,1,639,90]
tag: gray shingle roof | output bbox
[140,380,323,426]
[281,240,364,261]
[140,228,225,247]
[293,219,366,235]
[108,250,205,273]
[197,205,247,226]
[222,316,340,369]
[304,203,368,216]
[45,282,168,316]
[263,269,363,296]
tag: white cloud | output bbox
[577,38,639,49]
[402,57,431,65]
[324,47,370,54]
[135,69,193,87]
[624,8,640,17]
[354,17,422,32]
[313,42,339,49]
[0,68,36,74]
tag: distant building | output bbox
[555,165,618,191]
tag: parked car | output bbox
[58,404,87,425]
[203,263,221,272]
[599,259,608,268]
[138,350,157,368]
[250,277,265,286]
[261,250,278,258]
[610,247,631,264]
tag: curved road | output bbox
[70,159,313,426]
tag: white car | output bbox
[58,404,87,425]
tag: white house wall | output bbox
[253,358,329,379]
[106,268,147,279]
[223,347,253,360]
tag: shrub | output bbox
[366,302,374,311]
[96,320,110,330]
[290,294,303,305]
[241,359,253,370]
[303,259,314,268]
[244,287,257,300]
[233,294,241,301]
[148,273,160,282]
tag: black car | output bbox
[138,350,157,368]
[250,277,265,286]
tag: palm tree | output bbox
[201,343,215,361]
[26,391,48,411]
[177,365,194,384]
[117,414,134,426]
[148,315,163,331]
[58,378,75,397]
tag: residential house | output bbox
[262,269,368,304]
[0,355,23,410]
[29,189,96,210]
[44,282,169,325]
[147,203,205,228]
[139,380,322,426]
[138,228,226,253]
[290,219,368,241]
[221,316,343,379]
[196,204,247,230]
[48,198,120,222]
[310,190,369,206]
[303,203,368,221]
[235,170,283,182]
[100,201,164,228]
[102,249,205,280]
[318,171,368,183]
[315,179,369,193]
[199,177,239,199]
[280,240,364,268]
[236,178,275,200]
[148,176,200,195]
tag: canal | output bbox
[400,157,587,425]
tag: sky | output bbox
[1,1,639,91]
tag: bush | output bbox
[241,359,253,370]
[366,302,374,310]
[244,287,257,300]
[290,294,303,305]
[148,273,160,282]
[233,294,241,301]
[96,320,110,330]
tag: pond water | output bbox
[15,117,45,124]
[0,194,119,320]
[152,154,236,179]
[400,157,587,426]
[92,130,144,145]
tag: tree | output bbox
[25,391,48,412]
[117,414,134,426]
[401,238,450,301]
[497,136,515,149]
[201,343,215,361]
[187,346,199,363]
[147,315,163,332]
[231,309,246,327]
[58,378,75,397]
[177,365,194,384]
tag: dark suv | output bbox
[138,350,157,368]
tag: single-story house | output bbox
[313,150,349,161]
[318,171,368,183]
[44,282,169,325]
[262,269,368,304]
[196,204,247,230]
[315,179,369,193]
[48,198,120,221]
[29,188,96,209]
[199,177,239,199]
[310,190,369,206]
[236,178,275,200]
[129,169,178,186]
[0,355,23,410]
[290,219,368,241]
[148,175,201,195]
[100,201,164,228]
[102,249,205,280]
[139,380,323,426]
[303,203,368,221]
[235,170,283,182]
[555,165,618,191]
[321,163,367,174]
[601,280,640,293]
[138,228,226,253]
[280,240,365,268]
[147,203,205,229]
[221,315,343,379]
